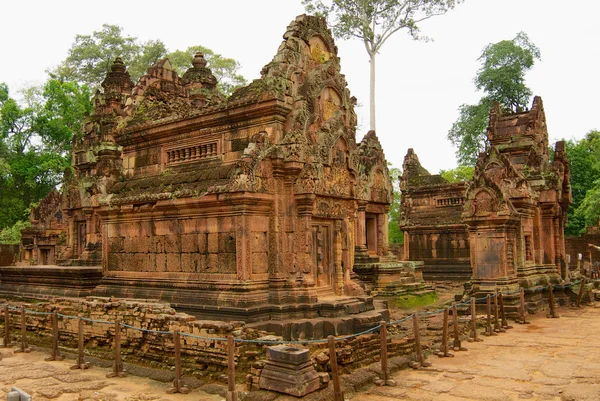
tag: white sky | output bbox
[1,0,599,173]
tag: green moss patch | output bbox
[393,292,438,310]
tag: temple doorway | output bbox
[312,223,334,288]
[77,222,86,256]
[38,247,54,265]
[366,215,378,255]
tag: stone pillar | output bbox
[235,213,251,281]
[533,208,543,264]
[334,221,343,295]
[540,205,556,265]
[355,202,367,254]
[376,213,388,256]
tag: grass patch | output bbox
[393,292,438,310]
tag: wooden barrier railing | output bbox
[0,279,586,397]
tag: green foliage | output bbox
[0,220,31,244]
[127,39,168,80]
[439,165,475,182]
[565,130,600,235]
[475,32,541,113]
[0,82,89,229]
[447,32,541,165]
[51,24,151,87]
[447,99,492,166]
[51,24,246,97]
[36,80,93,154]
[387,165,403,243]
[166,46,247,97]
[304,0,463,49]
[304,0,463,130]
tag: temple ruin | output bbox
[400,97,572,300]
[0,15,429,329]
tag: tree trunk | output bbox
[369,52,376,132]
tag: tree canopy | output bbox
[564,130,600,235]
[51,24,246,96]
[304,0,463,131]
[1,24,249,243]
[439,165,474,183]
[447,32,541,165]
[0,81,91,231]
[387,165,403,243]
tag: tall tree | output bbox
[447,32,541,165]
[51,24,149,87]
[565,130,600,235]
[388,165,403,243]
[0,81,91,229]
[303,0,463,131]
[52,24,246,96]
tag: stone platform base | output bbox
[422,261,472,282]
[0,265,386,339]
[248,303,389,340]
[0,265,103,298]
[354,256,434,297]
[463,265,565,315]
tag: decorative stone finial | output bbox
[111,57,127,73]
[182,52,218,90]
[192,52,208,69]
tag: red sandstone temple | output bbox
[3,16,428,326]
[400,97,572,301]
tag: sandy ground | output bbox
[351,304,600,401]
[2,299,600,400]
[0,349,224,401]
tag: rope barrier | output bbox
[120,322,173,335]
[0,278,590,345]
[80,317,112,325]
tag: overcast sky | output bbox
[1,0,598,173]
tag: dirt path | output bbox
[3,303,600,401]
[351,305,600,401]
[0,349,223,401]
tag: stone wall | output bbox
[566,231,600,269]
[388,243,404,260]
[2,296,418,382]
[0,245,19,266]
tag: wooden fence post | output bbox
[375,321,394,386]
[107,319,126,378]
[493,293,505,333]
[70,318,89,370]
[517,288,529,324]
[436,308,453,358]
[498,292,512,330]
[468,297,482,342]
[482,295,496,336]
[3,305,10,348]
[14,306,30,353]
[45,311,63,361]
[452,303,467,351]
[328,335,345,401]
[410,314,431,368]
[226,335,238,401]
[167,330,190,394]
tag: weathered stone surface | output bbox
[400,97,572,305]
[259,346,320,397]
[8,14,426,329]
